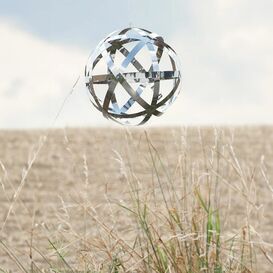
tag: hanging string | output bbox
[128,0,133,28]
[171,0,175,32]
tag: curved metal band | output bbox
[85,27,181,125]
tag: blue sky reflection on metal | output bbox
[85,28,182,125]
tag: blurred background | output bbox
[0,0,273,128]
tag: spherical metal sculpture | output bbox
[85,27,182,125]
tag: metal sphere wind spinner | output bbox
[85,27,182,125]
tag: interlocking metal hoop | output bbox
[85,27,182,125]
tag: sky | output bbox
[0,0,273,128]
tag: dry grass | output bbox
[0,127,272,272]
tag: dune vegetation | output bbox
[0,127,272,272]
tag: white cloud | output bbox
[163,1,273,126]
[0,7,273,129]
[0,20,111,128]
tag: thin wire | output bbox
[128,0,133,28]
[49,75,80,129]
[171,0,175,31]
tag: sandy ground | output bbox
[0,127,272,272]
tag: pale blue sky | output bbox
[0,0,187,49]
[0,0,273,128]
